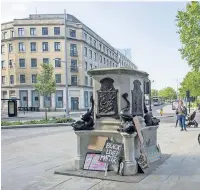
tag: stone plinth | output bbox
[72,67,160,176]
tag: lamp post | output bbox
[149,80,154,111]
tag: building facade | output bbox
[1,14,137,111]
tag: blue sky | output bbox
[1,1,190,90]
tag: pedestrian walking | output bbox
[177,100,187,131]
[175,109,179,127]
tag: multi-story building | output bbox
[118,48,132,61]
[1,14,137,111]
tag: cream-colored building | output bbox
[1,14,137,111]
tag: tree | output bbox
[34,63,56,120]
[176,2,200,71]
[158,87,177,100]
[179,70,200,98]
[151,89,159,97]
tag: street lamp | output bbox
[149,80,154,111]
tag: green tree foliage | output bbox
[176,2,200,71]
[179,71,200,98]
[151,89,159,97]
[158,87,177,100]
[34,63,56,120]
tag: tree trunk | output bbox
[45,107,47,121]
[44,96,48,121]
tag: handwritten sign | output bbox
[137,153,148,169]
[99,140,123,165]
[83,153,107,171]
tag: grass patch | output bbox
[1,117,75,126]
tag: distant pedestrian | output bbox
[160,108,163,116]
[177,100,187,131]
[175,109,179,127]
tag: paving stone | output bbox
[50,177,101,190]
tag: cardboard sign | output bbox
[137,153,148,169]
[99,140,123,165]
[88,136,108,151]
[146,145,162,163]
[133,116,144,144]
[83,153,107,171]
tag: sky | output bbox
[1,0,190,90]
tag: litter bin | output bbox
[8,99,17,117]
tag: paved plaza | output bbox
[1,111,200,190]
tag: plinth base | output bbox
[54,153,170,183]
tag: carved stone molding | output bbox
[131,80,143,116]
[96,77,119,119]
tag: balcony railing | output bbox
[70,67,78,72]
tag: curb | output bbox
[1,123,73,129]
[155,115,174,118]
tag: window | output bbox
[2,32,7,39]
[18,28,24,36]
[11,31,14,38]
[30,42,36,52]
[42,42,48,51]
[89,37,92,44]
[20,75,26,83]
[10,75,14,84]
[99,44,102,51]
[94,52,96,61]
[113,63,115,67]
[9,44,13,52]
[43,58,49,64]
[85,62,88,71]
[55,90,63,108]
[107,59,109,66]
[107,49,109,55]
[84,47,87,56]
[94,40,96,47]
[32,74,37,83]
[85,76,88,86]
[30,28,36,35]
[69,29,76,38]
[54,42,60,51]
[42,27,48,35]
[90,64,92,69]
[9,60,13,68]
[104,57,106,64]
[103,46,105,52]
[100,55,102,63]
[84,33,87,41]
[70,44,78,56]
[84,91,89,107]
[110,61,112,67]
[31,58,37,67]
[2,76,6,84]
[71,60,78,72]
[110,51,111,56]
[89,49,92,59]
[90,78,93,86]
[54,27,60,35]
[1,45,5,54]
[55,58,61,67]
[18,42,25,52]
[55,74,61,83]
[1,61,5,69]
[71,75,77,86]
[19,58,25,68]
